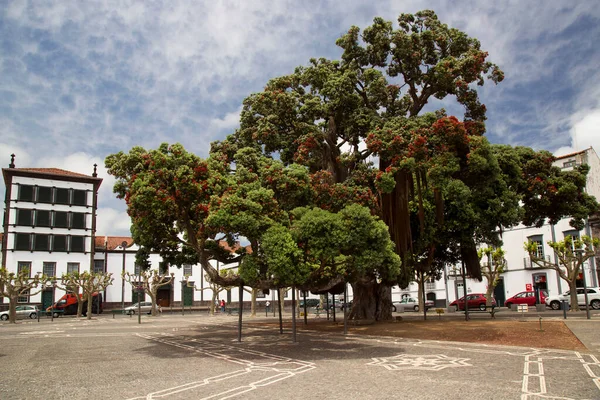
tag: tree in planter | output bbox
[478,247,506,307]
[123,270,174,316]
[0,268,47,323]
[526,235,599,311]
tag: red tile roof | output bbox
[555,148,588,160]
[15,168,96,178]
[94,236,248,254]
[95,236,134,250]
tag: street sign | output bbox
[525,283,532,291]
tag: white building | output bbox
[1,155,102,309]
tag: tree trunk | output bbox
[417,275,424,313]
[76,296,83,318]
[350,280,393,321]
[149,290,160,316]
[86,293,93,320]
[568,280,580,311]
[485,284,495,307]
[250,289,256,317]
[210,292,217,315]
[9,296,17,324]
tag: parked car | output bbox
[323,299,343,310]
[505,290,548,308]
[392,297,434,312]
[450,294,496,311]
[0,305,38,320]
[544,287,600,310]
[299,299,320,308]
[124,302,161,315]
[47,292,103,316]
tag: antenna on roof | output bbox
[9,154,15,168]
[92,163,98,177]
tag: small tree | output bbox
[526,235,598,311]
[124,269,174,316]
[80,272,113,320]
[57,272,88,318]
[0,268,47,323]
[478,247,506,307]
[186,270,236,315]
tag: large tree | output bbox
[0,268,47,323]
[212,10,504,320]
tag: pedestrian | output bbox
[220,299,225,313]
[265,300,271,313]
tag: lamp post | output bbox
[137,270,141,324]
[575,249,591,320]
[121,241,127,312]
[51,279,57,322]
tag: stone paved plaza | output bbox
[0,313,599,399]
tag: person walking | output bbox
[220,299,226,313]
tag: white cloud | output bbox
[555,109,600,156]
[96,207,132,237]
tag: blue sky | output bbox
[1,1,599,236]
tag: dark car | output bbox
[299,299,320,308]
[450,293,496,311]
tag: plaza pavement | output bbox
[0,311,598,400]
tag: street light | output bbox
[575,249,591,320]
[121,241,127,312]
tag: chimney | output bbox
[9,154,15,168]
[92,163,98,177]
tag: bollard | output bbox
[539,317,543,332]
[561,300,568,320]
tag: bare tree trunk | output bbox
[350,280,393,321]
[417,274,424,312]
[9,296,17,324]
[149,290,160,316]
[86,293,93,320]
[250,289,257,317]
[210,292,217,315]
[485,284,495,307]
[76,297,83,318]
[568,280,580,311]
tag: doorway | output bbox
[156,284,172,308]
[493,278,505,307]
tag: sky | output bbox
[1,1,599,237]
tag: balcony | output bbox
[523,255,551,269]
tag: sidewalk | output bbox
[564,319,600,354]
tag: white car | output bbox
[392,297,434,312]
[0,305,39,320]
[545,287,600,310]
[124,302,161,315]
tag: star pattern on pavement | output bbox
[368,354,472,371]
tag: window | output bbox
[71,213,86,229]
[67,263,80,274]
[18,290,29,303]
[527,235,544,258]
[17,261,31,276]
[38,186,53,203]
[134,264,142,275]
[53,235,67,252]
[43,262,56,277]
[563,160,577,168]
[18,185,34,202]
[183,264,193,276]
[70,236,85,252]
[15,233,31,251]
[16,209,33,226]
[55,188,69,205]
[54,211,68,228]
[159,262,168,275]
[93,260,104,274]
[72,190,87,206]
[34,234,50,251]
[35,210,51,227]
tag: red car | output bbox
[504,290,547,308]
[450,293,496,311]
